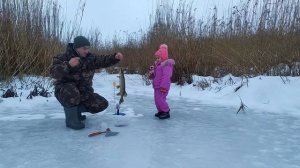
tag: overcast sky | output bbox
[60,0,242,40]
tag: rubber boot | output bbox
[64,106,85,130]
[77,105,88,121]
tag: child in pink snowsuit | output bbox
[149,44,175,119]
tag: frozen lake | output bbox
[1,94,300,168]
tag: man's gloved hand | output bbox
[160,87,168,93]
[68,57,80,67]
[115,52,124,60]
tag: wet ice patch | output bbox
[193,107,201,110]
[252,161,268,168]
[48,113,64,119]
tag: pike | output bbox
[116,68,127,104]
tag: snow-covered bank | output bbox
[170,75,300,117]
[0,73,299,117]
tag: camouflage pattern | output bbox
[50,43,119,113]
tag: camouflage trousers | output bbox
[54,82,108,113]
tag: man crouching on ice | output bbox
[50,36,123,130]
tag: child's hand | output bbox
[160,88,168,93]
[148,65,155,79]
[148,71,154,79]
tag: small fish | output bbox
[116,68,127,104]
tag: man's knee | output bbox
[88,98,109,113]
[55,84,80,107]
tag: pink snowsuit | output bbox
[150,59,175,112]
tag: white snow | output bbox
[0,72,300,168]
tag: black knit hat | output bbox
[73,36,90,49]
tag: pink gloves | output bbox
[160,88,168,93]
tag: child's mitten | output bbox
[160,87,168,93]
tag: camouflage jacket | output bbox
[50,43,119,93]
